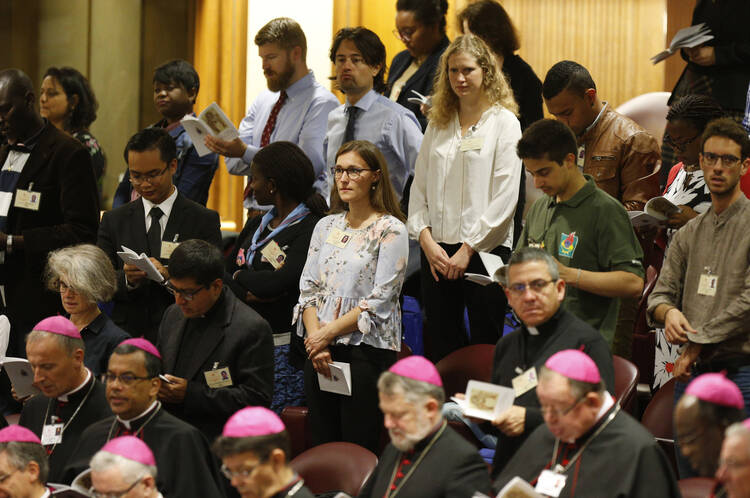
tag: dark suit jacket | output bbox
[97,193,221,341]
[386,36,450,131]
[0,123,99,354]
[158,288,274,441]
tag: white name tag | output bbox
[325,228,352,248]
[14,189,41,211]
[260,240,287,270]
[460,136,484,151]
[160,241,180,259]
[41,423,63,446]
[576,145,586,170]
[698,273,717,296]
[535,469,567,497]
[512,367,538,397]
[204,367,233,388]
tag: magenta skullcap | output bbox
[223,407,285,438]
[742,418,750,431]
[32,316,81,339]
[120,338,161,359]
[388,356,443,387]
[101,436,156,467]
[685,373,744,410]
[545,349,601,384]
[0,425,41,444]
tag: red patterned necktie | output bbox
[245,91,288,202]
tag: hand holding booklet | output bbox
[116,246,164,283]
[496,476,544,498]
[464,252,508,287]
[181,102,240,157]
[317,361,352,396]
[2,357,39,398]
[628,196,681,229]
[651,23,714,64]
[450,380,515,421]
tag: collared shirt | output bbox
[324,89,423,200]
[80,313,130,376]
[118,400,159,430]
[58,369,92,403]
[225,71,339,196]
[407,105,522,251]
[518,176,645,344]
[142,187,178,238]
[648,195,750,358]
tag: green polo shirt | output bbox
[517,176,644,344]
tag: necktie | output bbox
[344,106,360,143]
[147,207,163,257]
[260,91,288,147]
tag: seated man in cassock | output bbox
[213,406,314,498]
[494,349,680,497]
[716,419,750,498]
[674,372,746,480]
[157,239,274,442]
[446,247,614,474]
[19,316,111,483]
[63,338,225,497]
[0,426,51,498]
[359,356,491,498]
[89,436,162,498]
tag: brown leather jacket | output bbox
[580,105,661,210]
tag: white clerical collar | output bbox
[117,400,159,430]
[38,489,51,498]
[58,369,92,402]
[142,185,178,220]
[527,326,540,336]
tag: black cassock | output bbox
[493,405,681,498]
[61,403,225,498]
[19,376,111,483]
[358,422,491,498]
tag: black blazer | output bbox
[97,193,221,341]
[158,288,274,441]
[386,36,450,131]
[0,123,99,354]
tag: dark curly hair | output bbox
[43,66,98,133]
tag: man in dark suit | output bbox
[0,69,99,356]
[97,127,221,342]
[157,239,274,442]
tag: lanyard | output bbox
[247,203,309,265]
[385,421,447,498]
[42,378,96,454]
[549,404,620,474]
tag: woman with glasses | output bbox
[295,140,408,452]
[226,141,327,413]
[387,0,450,131]
[408,34,523,363]
[45,244,130,376]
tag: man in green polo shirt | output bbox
[515,119,645,345]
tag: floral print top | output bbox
[294,212,408,351]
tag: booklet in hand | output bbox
[450,380,515,421]
[2,357,40,398]
[317,361,352,396]
[496,476,544,498]
[116,246,165,283]
[181,102,240,157]
[628,196,681,229]
[464,252,508,287]
[651,23,714,64]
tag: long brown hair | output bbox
[329,140,406,222]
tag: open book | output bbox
[2,357,39,398]
[464,252,508,286]
[651,23,713,64]
[181,102,240,157]
[450,380,515,421]
[116,246,164,283]
[628,196,681,229]
[496,477,544,498]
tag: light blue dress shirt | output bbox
[323,89,423,200]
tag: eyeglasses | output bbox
[89,476,143,498]
[664,133,700,152]
[164,281,208,301]
[221,462,262,480]
[676,426,707,446]
[129,165,170,184]
[540,396,585,418]
[506,279,555,296]
[718,457,750,470]
[102,373,154,387]
[702,152,742,167]
[56,280,79,295]
[0,469,18,483]
[392,28,416,43]
[331,167,372,180]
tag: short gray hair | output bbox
[0,442,49,484]
[45,244,117,303]
[26,330,85,356]
[89,451,157,484]
[725,422,750,458]
[506,247,560,284]
[377,371,445,408]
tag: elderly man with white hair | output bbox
[0,425,50,498]
[716,419,750,498]
[89,436,162,498]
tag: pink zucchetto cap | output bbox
[685,373,744,410]
[120,338,161,359]
[388,356,443,387]
[0,425,41,444]
[32,316,81,339]
[222,407,285,438]
[101,436,156,467]
[545,349,601,384]
[742,418,750,431]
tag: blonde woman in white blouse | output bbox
[407,34,523,362]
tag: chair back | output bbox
[678,477,718,498]
[641,378,677,473]
[290,442,378,496]
[280,406,310,459]
[435,344,495,399]
[615,92,670,147]
[613,355,639,414]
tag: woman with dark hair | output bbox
[40,67,105,197]
[226,141,327,412]
[296,140,408,452]
[458,0,543,131]
[388,0,450,130]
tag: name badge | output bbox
[512,367,538,397]
[260,240,287,270]
[536,470,567,497]
[698,273,718,296]
[41,423,64,446]
[460,136,483,151]
[576,145,585,171]
[160,241,180,259]
[204,367,233,388]
[326,228,352,248]
[14,188,41,211]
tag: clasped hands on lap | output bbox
[419,229,475,281]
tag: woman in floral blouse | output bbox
[295,140,408,452]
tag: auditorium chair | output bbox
[641,378,677,473]
[615,92,670,147]
[613,354,639,415]
[290,442,377,496]
[631,264,660,387]
[678,477,718,498]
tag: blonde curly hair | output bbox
[428,34,518,128]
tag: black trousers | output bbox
[420,243,510,363]
[304,344,396,453]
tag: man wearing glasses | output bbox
[97,127,221,342]
[64,338,224,498]
[156,239,273,444]
[88,436,162,498]
[0,426,51,498]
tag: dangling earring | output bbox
[371,183,377,191]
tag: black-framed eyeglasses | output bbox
[540,396,585,418]
[506,279,556,296]
[164,281,208,301]
[220,461,263,480]
[102,373,154,387]
[701,152,742,167]
[331,166,372,180]
[89,476,143,498]
[676,426,707,447]
[664,133,700,152]
[129,165,170,184]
